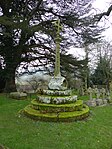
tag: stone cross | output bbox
[48,20,67,90]
[101,88,105,100]
[52,19,62,77]
[88,87,93,100]
[94,88,100,99]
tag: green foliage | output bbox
[78,95,89,101]
[90,56,112,89]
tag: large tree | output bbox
[0,0,102,92]
[90,40,112,90]
[91,56,112,90]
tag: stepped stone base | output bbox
[23,98,89,122]
[23,76,89,122]
[24,102,89,122]
[31,99,83,112]
[37,94,77,104]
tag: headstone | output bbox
[103,99,108,105]
[96,98,103,106]
[86,100,96,107]
[79,87,84,96]
[106,91,111,103]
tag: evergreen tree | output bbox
[90,56,112,90]
[0,0,103,92]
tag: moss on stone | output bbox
[23,104,89,122]
[31,99,83,112]
[32,99,82,107]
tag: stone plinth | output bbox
[37,94,77,104]
[42,89,72,96]
[48,76,67,90]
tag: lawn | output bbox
[0,94,112,149]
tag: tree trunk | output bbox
[0,78,6,93]
[4,65,17,93]
[4,76,17,93]
[0,65,6,92]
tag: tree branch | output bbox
[96,5,112,21]
[28,0,43,21]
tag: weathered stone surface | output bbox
[86,98,109,107]
[48,76,67,90]
[107,98,112,103]
[37,95,77,104]
[86,100,96,107]
[103,99,108,104]
[43,89,72,96]
[96,99,103,106]
[94,88,101,99]
[9,92,27,99]
[87,87,93,100]
[101,88,106,99]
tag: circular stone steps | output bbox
[23,87,89,122]
[31,99,83,112]
[23,100,89,122]
[36,94,77,104]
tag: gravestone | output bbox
[96,98,103,106]
[101,88,108,104]
[86,87,110,107]
[106,91,112,103]
[86,100,96,107]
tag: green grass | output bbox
[0,94,112,149]
[78,95,89,101]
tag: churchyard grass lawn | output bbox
[0,93,112,149]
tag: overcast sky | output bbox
[93,0,112,40]
[69,0,112,57]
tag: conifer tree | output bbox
[0,0,102,92]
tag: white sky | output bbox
[69,0,112,58]
[93,0,112,40]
